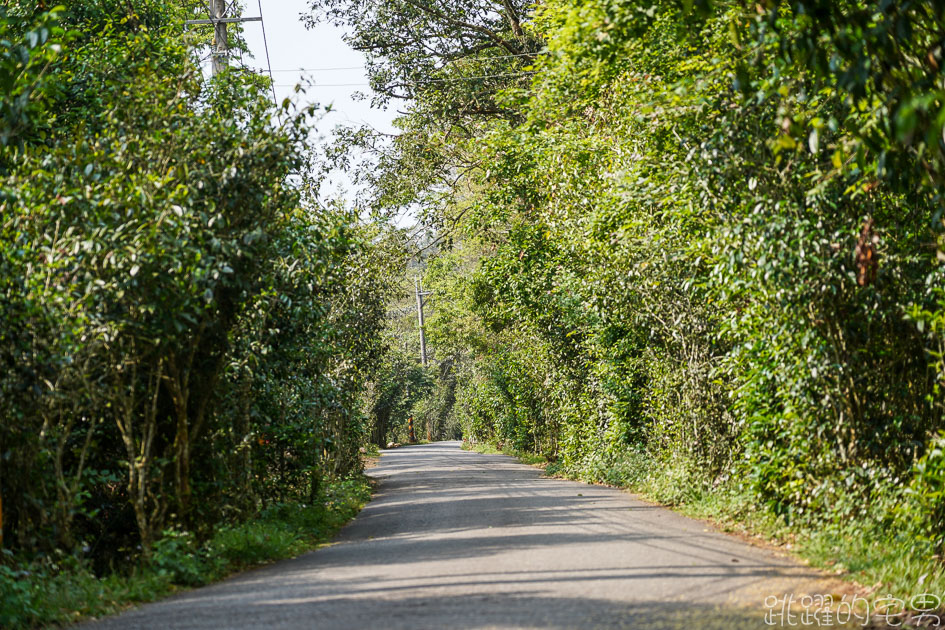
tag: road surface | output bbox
[86,441,852,629]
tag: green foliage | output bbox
[346,0,945,599]
[0,475,370,629]
[304,0,539,111]
[438,0,944,524]
[907,433,945,554]
[0,5,67,152]
[364,348,431,445]
[151,529,213,587]
[211,522,298,570]
[0,563,36,628]
[0,3,396,623]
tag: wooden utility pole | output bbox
[185,2,262,77]
[415,279,433,367]
[211,0,227,76]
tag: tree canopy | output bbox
[316,0,945,596]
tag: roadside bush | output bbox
[0,0,395,613]
[0,564,36,628]
[151,530,215,587]
[211,523,298,569]
[907,433,945,554]
[0,476,371,628]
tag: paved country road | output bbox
[85,441,851,629]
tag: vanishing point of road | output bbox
[87,441,851,629]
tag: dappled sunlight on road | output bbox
[84,442,858,629]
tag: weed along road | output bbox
[86,442,852,630]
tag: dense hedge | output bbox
[0,0,396,576]
[395,0,945,580]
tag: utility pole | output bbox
[415,278,433,367]
[211,0,227,77]
[185,2,262,77]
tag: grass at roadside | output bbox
[1,475,372,629]
[461,439,945,614]
[462,440,548,466]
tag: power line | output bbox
[186,2,280,111]
[249,50,550,74]
[273,70,539,88]
[419,70,539,81]
[275,83,367,88]
[264,66,365,73]
[256,0,278,110]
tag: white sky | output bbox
[232,0,400,196]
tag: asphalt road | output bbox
[86,441,851,629]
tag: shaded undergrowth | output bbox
[1,475,372,629]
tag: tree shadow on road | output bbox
[85,588,816,629]
[82,442,843,630]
